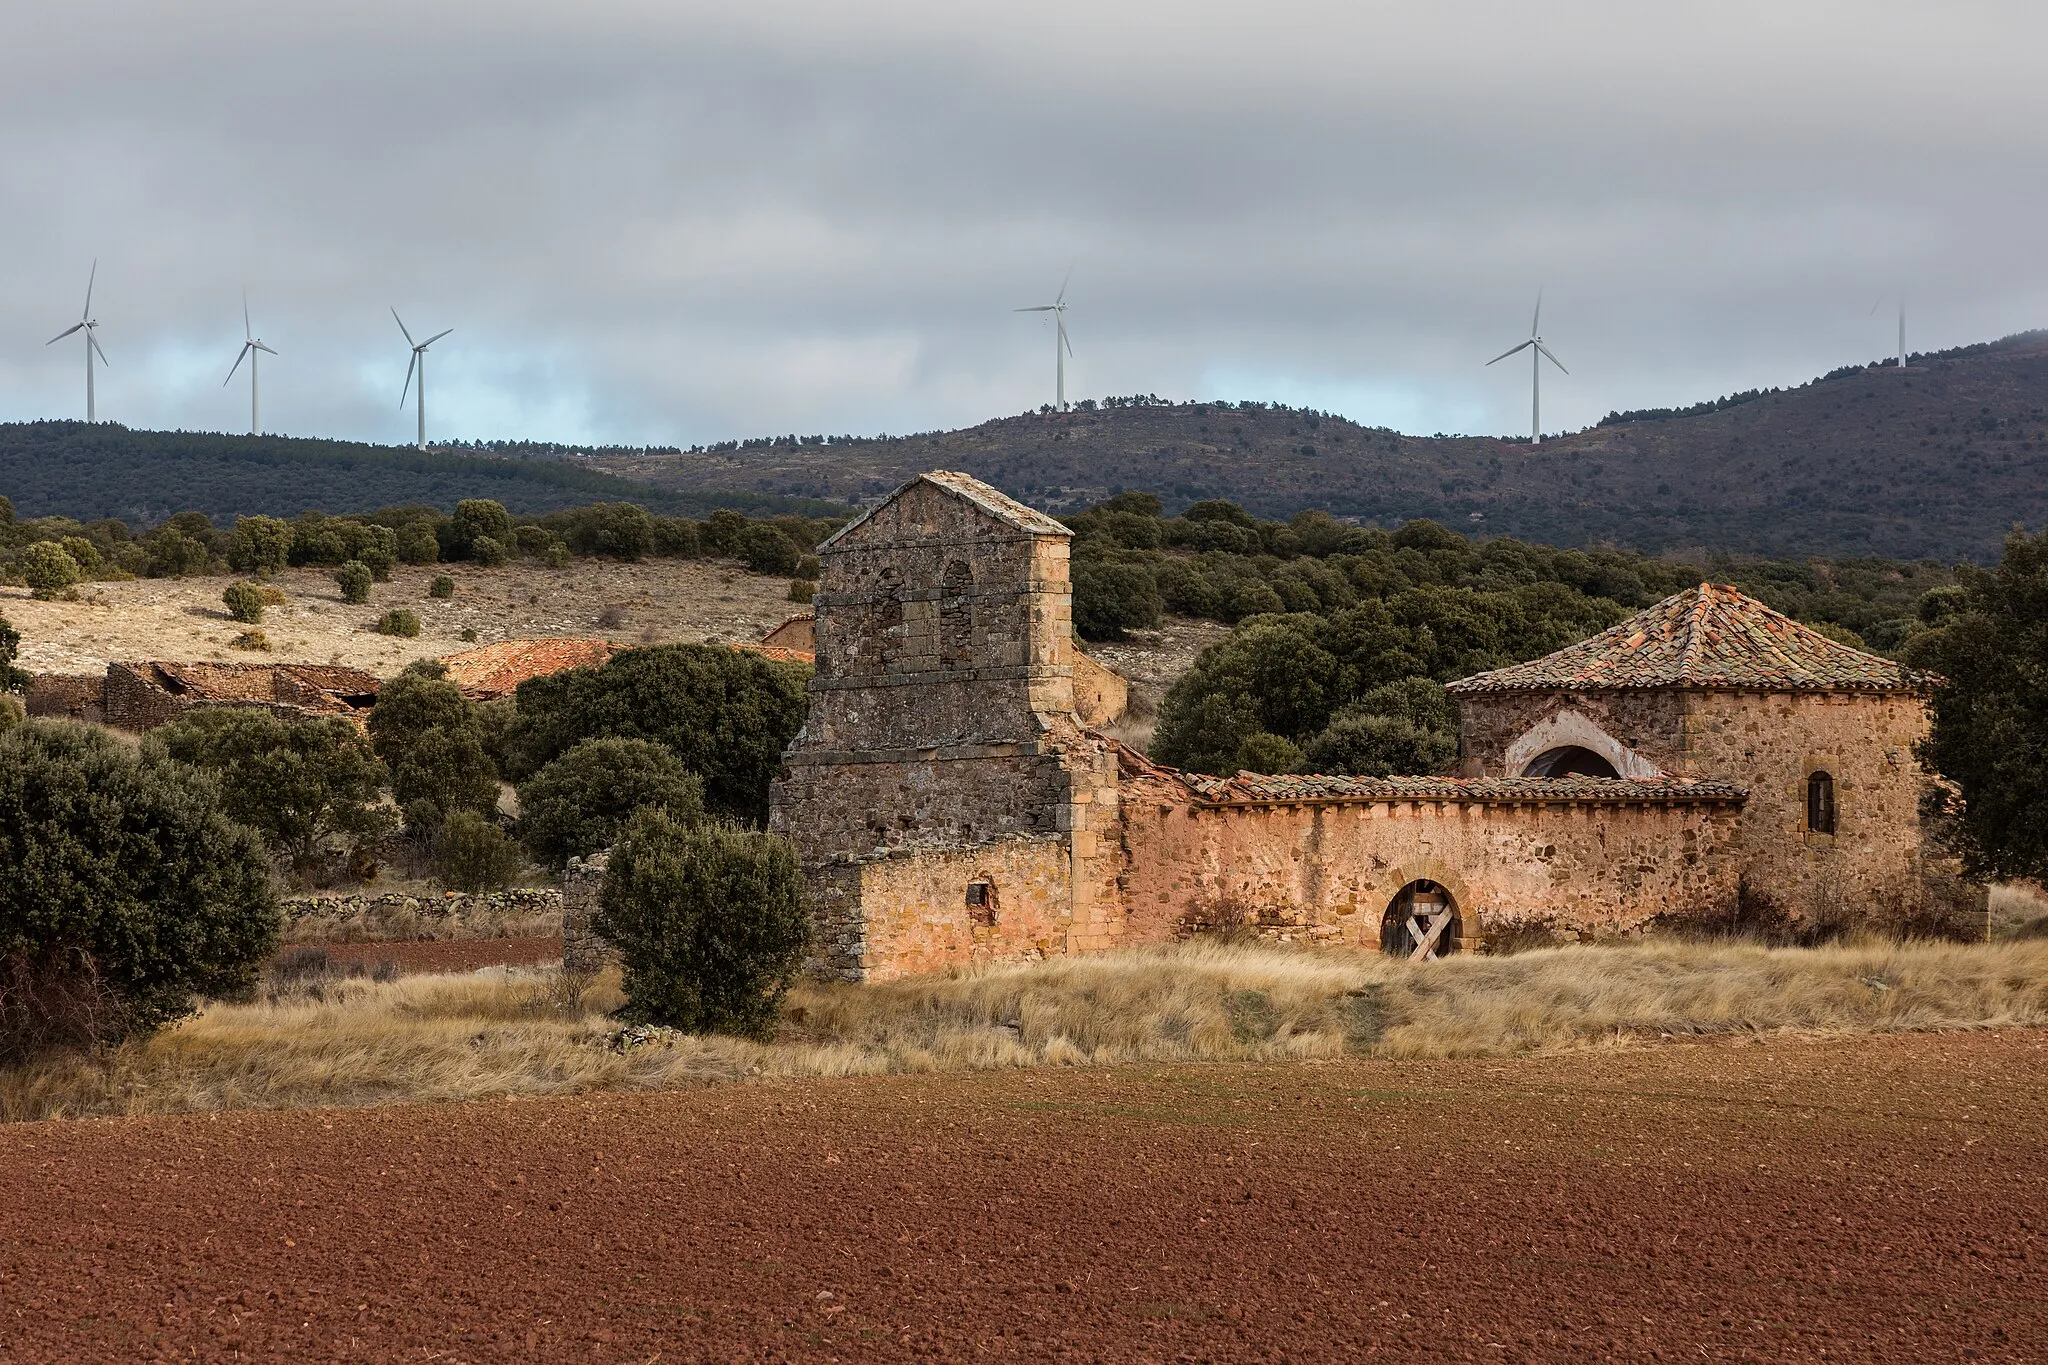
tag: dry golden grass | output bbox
[5,937,2045,1123]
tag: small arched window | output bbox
[1806,771,1837,836]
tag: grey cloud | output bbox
[3,1,2045,449]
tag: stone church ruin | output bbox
[769,471,1976,981]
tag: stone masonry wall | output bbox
[808,838,1074,981]
[1115,777,1744,949]
[1679,690,1937,925]
[1462,686,1946,928]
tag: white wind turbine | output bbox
[47,261,109,423]
[223,294,279,436]
[1486,291,1568,444]
[1015,272,1073,411]
[1871,294,1907,368]
[392,307,453,450]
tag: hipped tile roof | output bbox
[820,470,1072,550]
[1446,583,1925,695]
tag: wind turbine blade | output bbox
[243,291,252,340]
[1485,340,1534,366]
[1536,342,1568,374]
[1531,288,1543,337]
[400,352,417,408]
[1062,318,1073,358]
[83,259,97,319]
[1056,264,1072,306]
[47,323,84,345]
[421,328,453,347]
[391,307,416,346]
[225,344,249,385]
[1015,305,1055,313]
[255,341,278,355]
[90,335,109,366]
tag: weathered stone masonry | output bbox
[771,472,1974,982]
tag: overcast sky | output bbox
[4,1,2045,448]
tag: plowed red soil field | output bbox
[2,1030,2043,1361]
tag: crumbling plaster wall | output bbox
[1116,779,1745,948]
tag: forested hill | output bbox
[0,424,844,524]
[595,331,2048,563]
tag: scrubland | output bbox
[5,935,2044,1122]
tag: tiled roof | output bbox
[1446,583,1925,694]
[1182,772,1747,806]
[734,642,815,665]
[439,639,622,699]
[820,471,1072,549]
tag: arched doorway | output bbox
[1521,745,1620,779]
[1381,880,1462,961]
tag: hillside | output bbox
[593,333,2048,562]
[0,423,844,524]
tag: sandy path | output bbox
[1,1029,2041,1360]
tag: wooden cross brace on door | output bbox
[1406,907,1455,962]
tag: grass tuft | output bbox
[4,937,2045,1122]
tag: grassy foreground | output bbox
[4,937,2046,1122]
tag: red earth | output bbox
[0,1029,2042,1361]
[277,936,564,976]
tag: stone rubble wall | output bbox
[279,886,562,930]
[560,854,615,974]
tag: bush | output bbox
[517,737,705,868]
[565,502,656,560]
[140,527,211,577]
[1911,530,2048,880]
[431,810,524,892]
[1300,678,1460,776]
[226,514,294,576]
[229,629,270,651]
[222,581,266,624]
[0,614,27,692]
[594,809,809,1038]
[0,694,24,733]
[146,708,393,874]
[0,722,277,1060]
[59,535,100,576]
[737,523,801,576]
[652,517,701,558]
[1073,559,1164,640]
[375,609,422,638]
[368,665,501,833]
[499,643,810,825]
[395,520,440,565]
[335,560,373,604]
[513,525,554,558]
[788,579,815,604]
[428,575,455,599]
[19,541,80,599]
[470,535,508,568]
[450,499,512,558]
[542,543,571,569]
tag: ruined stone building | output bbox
[769,472,1970,981]
[28,660,382,731]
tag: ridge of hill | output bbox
[0,423,845,525]
[593,332,2048,563]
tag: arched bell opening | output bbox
[1381,880,1462,961]
[1520,745,1620,779]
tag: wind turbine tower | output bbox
[1016,274,1073,411]
[392,307,453,450]
[1486,292,1567,444]
[47,261,109,423]
[224,295,278,435]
